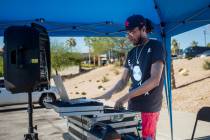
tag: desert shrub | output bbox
[81,92,87,95]
[178,68,183,72]
[98,85,103,89]
[186,57,193,60]
[178,68,189,76]
[114,61,121,67]
[113,69,120,75]
[111,67,120,75]
[203,59,210,70]
[102,76,109,83]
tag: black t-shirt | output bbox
[124,39,166,112]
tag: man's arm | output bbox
[109,68,130,94]
[127,60,164,99]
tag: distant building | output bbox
[99,54,108,66]
[81,53,109,66]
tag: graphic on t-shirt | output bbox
[128,59,131,66]
[147,48,151,54]
[144,92,150,96]
[133,65,142,82]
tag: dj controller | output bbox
[47,99,142,140]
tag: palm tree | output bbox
[66,38,76,52]
[191,41,198,47]
[171,39,179,55]
[84,37,94,65]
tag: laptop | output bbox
[52,75,103,106]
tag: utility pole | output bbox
[88,46,91,65]
[204,30,207,47]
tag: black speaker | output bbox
[3,23,51,93]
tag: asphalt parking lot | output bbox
[0,104,67,140]
[1,104,210,140]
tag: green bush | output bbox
[81,64,95,68]
[51,42,82,74]
[0,56,3,77]
[203,60,210,70]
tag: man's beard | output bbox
[133,35,145,46]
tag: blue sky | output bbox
[171,24,210,49]
[0,24,209,52]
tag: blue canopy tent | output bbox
[0,0,210,139]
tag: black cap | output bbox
[125,15,146,31]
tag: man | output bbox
[95,15,166,140]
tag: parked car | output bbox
[198,50,210,58]
[183,46,210,58]
[0,78,60,107]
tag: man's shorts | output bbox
[138,112,160,140]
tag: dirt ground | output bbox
[63,57,210,113]
[168,57,210,113]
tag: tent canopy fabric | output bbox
[0,0,209,37]
[0,1,210,139]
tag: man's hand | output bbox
[114,94,130,109]
[94,91,113,100]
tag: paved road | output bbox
[0,104,210,140]
[0,104,67,140]
[157,110,210,140]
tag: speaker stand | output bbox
[24,92,39,140]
